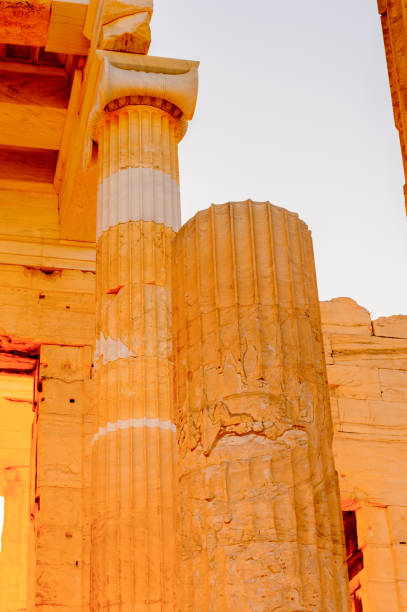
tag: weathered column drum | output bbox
[172,201,349,612]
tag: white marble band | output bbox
[95,334,136,366]
[92,417,176,445]
[97,167,181,238]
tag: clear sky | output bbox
[150,0,407,318]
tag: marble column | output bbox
[90,60,198,610]
[172,201,350,612]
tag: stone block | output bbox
[39,380,87,417]
[334,438,407,506]
[363,544,396,582]
[357,505,391,547]
[373,315,407,339]
[40,345,92,382]
[37,486,82,527]
[0,428,31,451]
[37,414,82,487]
[394,545,407,580]
[399,580,407,610]
[320,297,372,335]
[0,0,51,46]
[36,525,83,566]
[103,0,153,23]
[365,579,399,610]
[337,398,407,431]
[388,506,407,545]
[36,564,82,607]
[327,364,381,399]
[329,334,407,370]
[101,12,151,54]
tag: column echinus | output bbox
[89,55,198,609]
[172,202,350,611]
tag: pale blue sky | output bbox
[151,0,407,318]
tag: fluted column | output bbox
[90,55,198,608]
[172,201,349,611]
[97,101,182,237]
[92,104,178,610]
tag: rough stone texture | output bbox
[33,345,93,611]
[378,0,407,212]
[321,299,407,611]
[173,201,349,611]
[101,11,152,54]
[103,0,154,24]
[100,0,153,54]
[320,297,372,337]
[0,0,51,46]
[0,264,95,346]
[373,314,407,338]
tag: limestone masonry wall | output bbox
[321,297,407,611]
[34,345,93,611]
[0,264,95,346]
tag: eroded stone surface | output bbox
[322,298,407,611]
[173,201,349,611]
[100,0,153,53]
[373,314,407,338]
[103,0,153,24]
[91,103,184,610]
[320,297,372,336]
[100,11,151,53]
[0,0,51,46]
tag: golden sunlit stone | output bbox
[0,0,51,46]
[0,0,405,610]
[378,0,407,214]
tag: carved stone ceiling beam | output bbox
[0,65,69,151]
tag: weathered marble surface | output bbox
[100,0,153,53]
[173,201,350,611]
[0,0,51,46]
[90,53,198,607]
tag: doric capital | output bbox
[97,57,198,120]
[84,51,199,156]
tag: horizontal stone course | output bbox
[322,297,407,611]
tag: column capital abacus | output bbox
[87,51,199,152]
